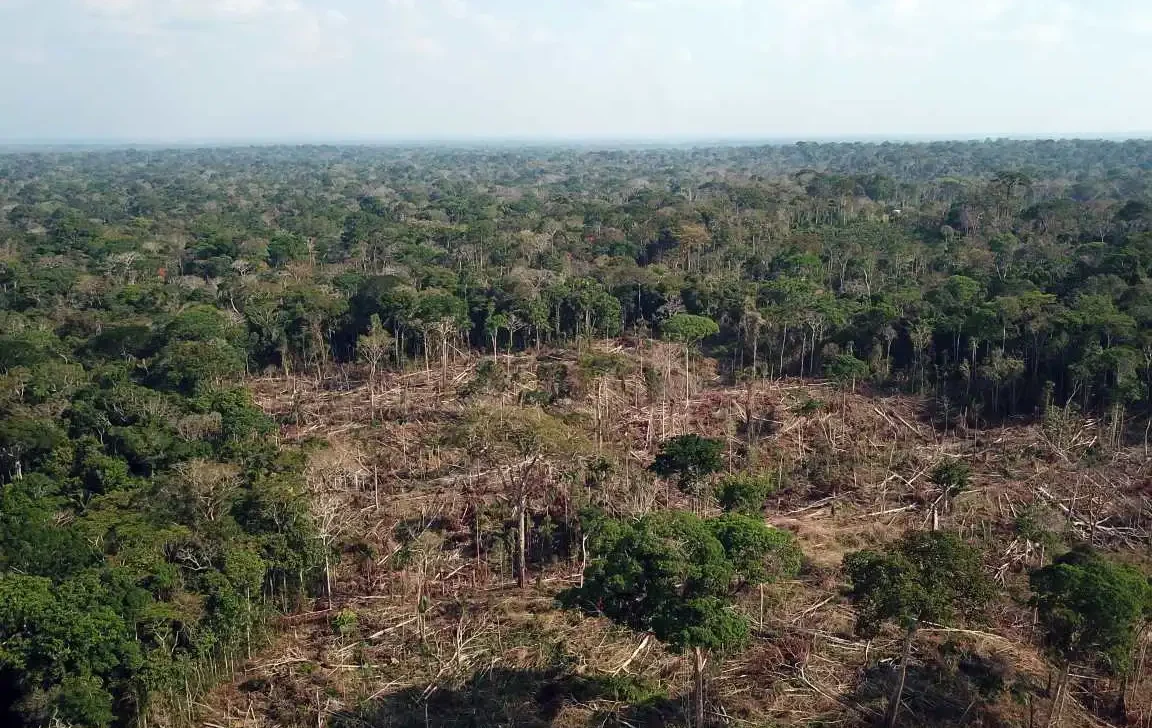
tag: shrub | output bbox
[332,609,359,637]
[714,473,776,514]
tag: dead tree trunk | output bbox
[885,630,913,728]
[1046,663,1070,728]
[685,344,691,411]
[517,489,528,589]
[693,646,708,728]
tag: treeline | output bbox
[5,142,1151,422]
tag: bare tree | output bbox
[175,459,241,523]
[358,314,393,425]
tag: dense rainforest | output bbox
[0,139,1150,728]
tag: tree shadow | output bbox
[851,647,1011,727]
[919,389,1041,435]
[588,693,685,728]
[333,667,682,728]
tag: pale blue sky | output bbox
[1,0,1150,142]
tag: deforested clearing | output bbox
[205,340,1151,728]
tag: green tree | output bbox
[0,416,65,482]
[412,291,468,386]
[561,511,800,727]
[844,531,995,728]
[155,338,245,393]
[1029,546,1152,726]
[713,473,776,515]
[484,310,509,362]
[661,314,719,406]
[164,305,240,344]
[0,574,143,728]
[650,434,725,506]
[928,459,971,524]
[266,232,309,268]
[824,352,869,393]
[709,512,801,588]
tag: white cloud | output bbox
[473,11,516,43]
[2,44,47,64]
[83,0,272,19]
[528,27,557,45]
[624,0,743,8]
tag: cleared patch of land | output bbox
[202,341,1152,728]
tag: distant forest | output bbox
[5,140,1152,416]
[1,138,1152,726]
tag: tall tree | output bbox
[1030,546,1152,727]
[561,511,801,727]
[661,314,719,407]
[357,313,393,425]
[844,531,995,728]
[650,434,725,510]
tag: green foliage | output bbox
[570,673,666,704]
[165,306,240,344]
[156,338,245,393]
[844,531,995,637]
[1029,546,1152,673]
[357,313,394,368]
[576,351,631,381]
[266,232,309,267]
[0,143,1149,420]
[0,415,65,480]
[929,459,971,498]
[191,386,275,451]
[824,353,870,386]
[0,479,99,576]
[0,574,142,728]
[791,397,825,416]
[460,359,510,395]
[649,434,724,496]
[444,406,588,459]
[560,511,799,655]
[1013,504,1064,551]
[714,473,776,514]
[660,314,719,345]
[0,309,317,728]
[50,675,116,728]
[332,609,360,637]
[708,513,802,586]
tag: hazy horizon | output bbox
[3,132,1152,147]
[4,133,1152,151]
[3,0,1151,142]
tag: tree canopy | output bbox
[561,511,801,727]
[1030,546,1152,674]
[650,434,726,498]
[845,530,994,637]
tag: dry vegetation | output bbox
[199,340,1152,728]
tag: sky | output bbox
[1,0,1151,142]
